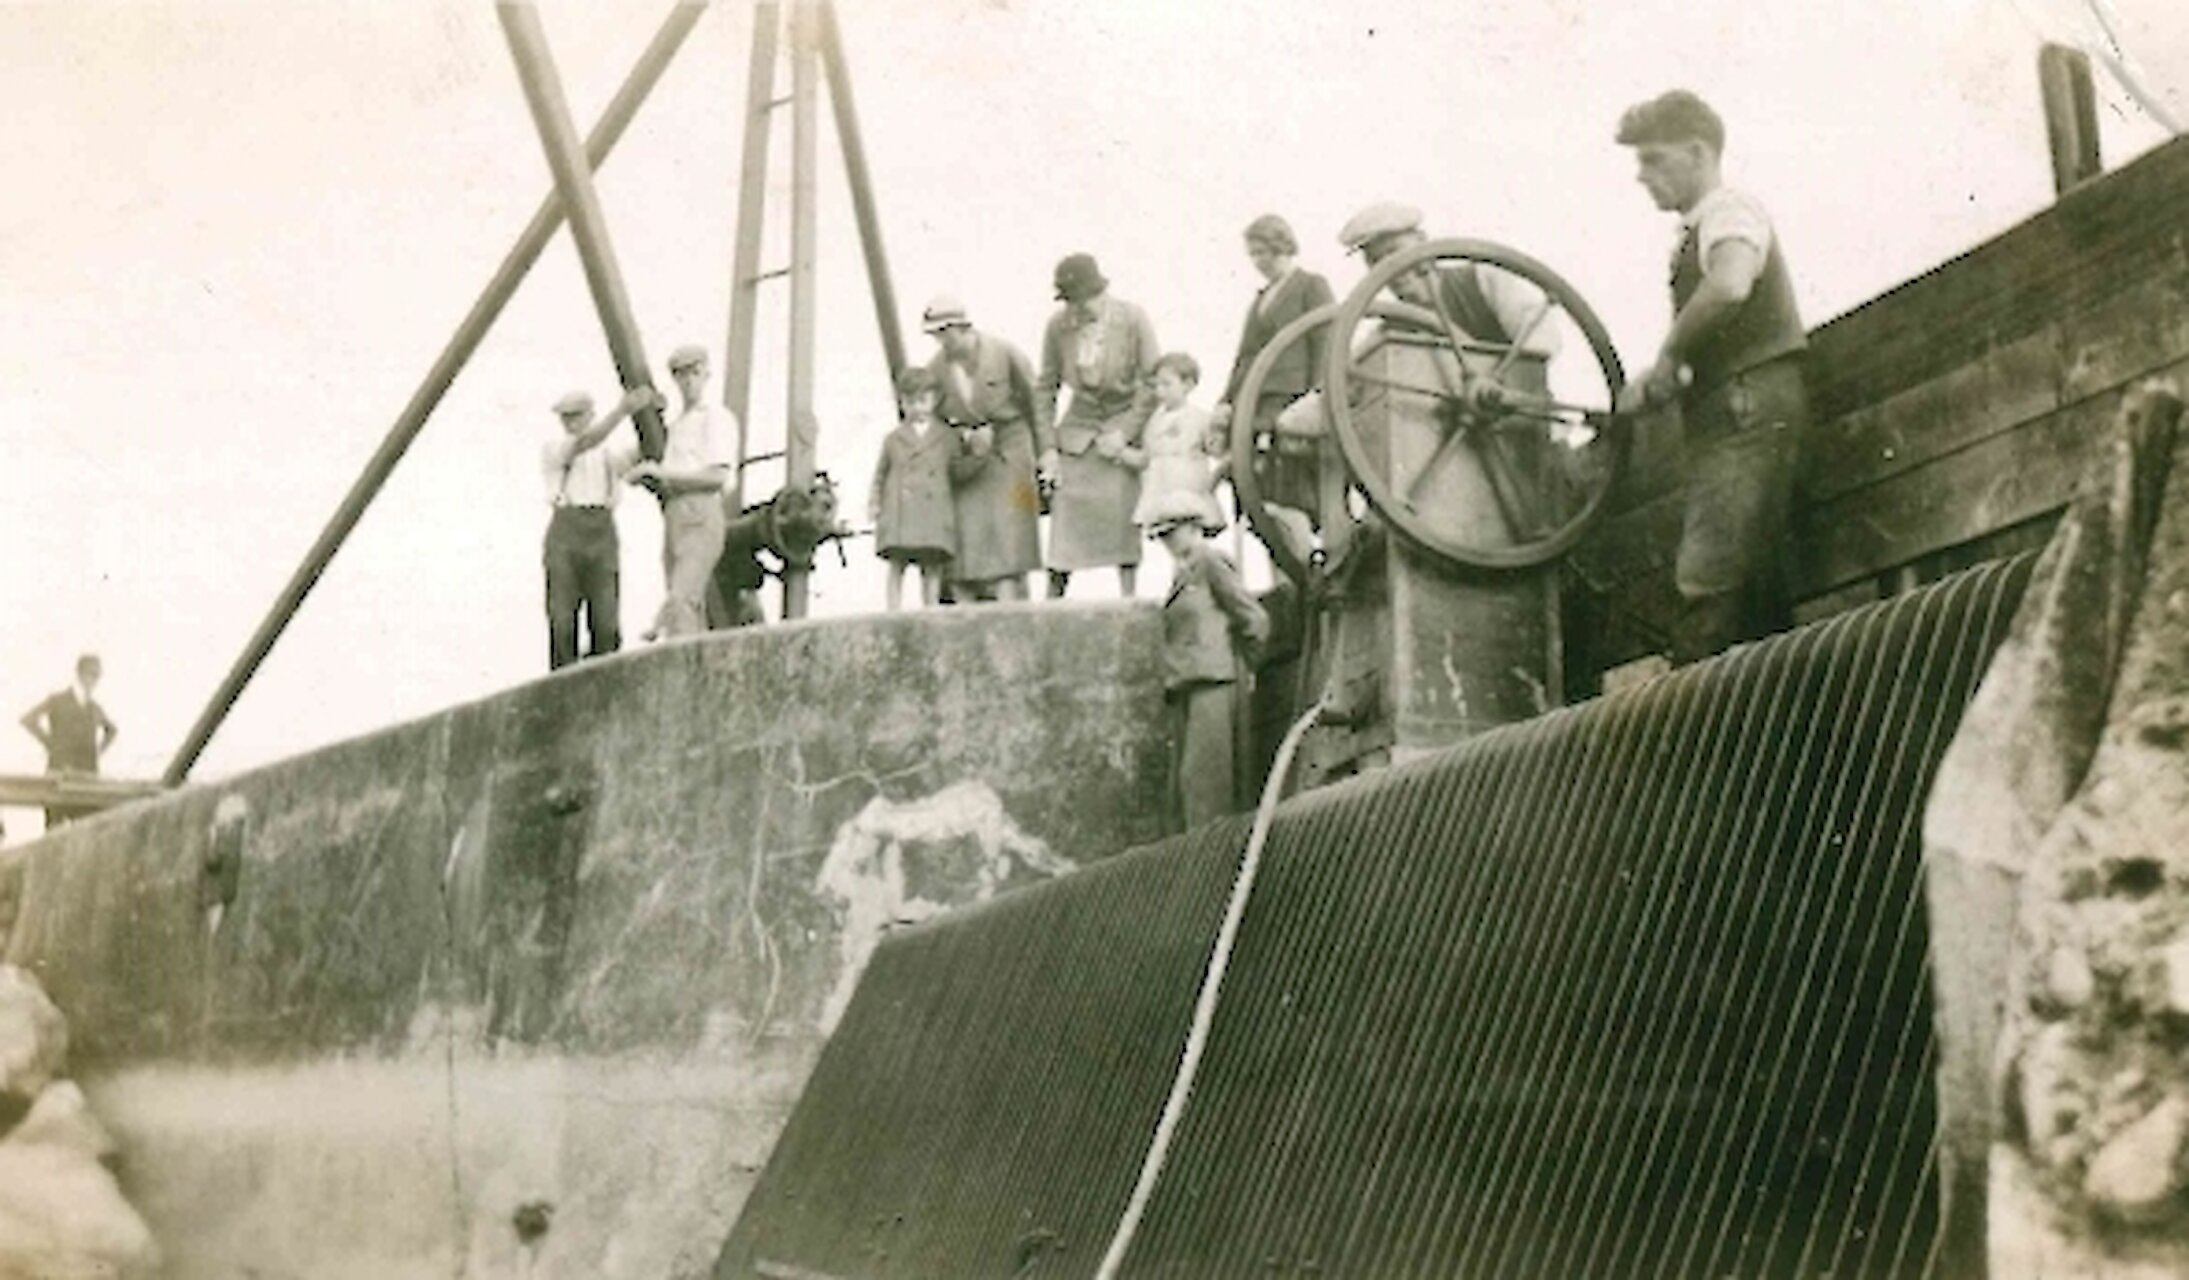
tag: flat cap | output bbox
[667,343,709,372]
[1337,201,1422,252]
[553,390,594,416]
[921,294,971,333]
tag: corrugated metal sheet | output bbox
[718,554,2035,1279]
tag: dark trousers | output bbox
[1170,680,1242,830]
[545,507,621,670]
[1673,357,1808,664]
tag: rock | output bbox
[2161,940,2189,1019]
[0,966,67,1099]
[0,1082,157,1276]
[2017,1024,2089,1166]
[2085,1094,2189,1225]
[2039,947,2097,1016]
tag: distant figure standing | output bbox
[541,386,654,670]
[923,296,1047,602]
[1614,90,1810,662]
[870,367,957,610]
[1147,497,1267,829]
[629,344,736,639]
[20,655,117,829]
[1039,253,1159,599]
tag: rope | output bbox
[1094,698,1326,1278]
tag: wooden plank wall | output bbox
[1570,134,2189,673]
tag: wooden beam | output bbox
[496,2,670,459]
[722,0,782,508]
[162,1,708,787]
[2040,43,2104,195]
[0,774,166,812]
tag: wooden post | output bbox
[782,0,822,619]
[163,1,706,785]
[497,2,670,457]
[723,0,782,509]
[2039,43,2103,195]
[818,0,907,388]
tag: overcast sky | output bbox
[1,0,2182,806]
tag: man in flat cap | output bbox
[540,385,655,669]
[923,295,1049,602]
[1614,89,1808,662]
[1337,201,1561,360]
[1038,253,1161,599]
[628,344,738,639]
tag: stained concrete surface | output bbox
[0,603,1172,1278]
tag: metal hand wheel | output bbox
[1322,237,1626,569]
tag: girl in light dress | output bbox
[1130,352,1225,534]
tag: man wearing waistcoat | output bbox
[1616,90,1810,663]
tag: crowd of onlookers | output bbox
[539,88,1816,824]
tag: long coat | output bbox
[929,332,1048,581]
[870,421,957,561]
[1040,294,1160,570]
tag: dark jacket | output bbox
[1162,542,1269,691]
[1222,268,1336,404]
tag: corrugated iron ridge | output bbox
[717,554,2034,1279]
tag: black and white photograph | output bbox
[1,1,2185,1275]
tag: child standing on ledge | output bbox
[1147,493,1268,828]
[869,366,957,610]
[1131,351,1224,535]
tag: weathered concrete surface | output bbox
[0,603,1171,1278]
[1923,381,2188,1276]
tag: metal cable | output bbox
[1093,698,1326,1279]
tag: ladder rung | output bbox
[766,95,794,110]
[748,266,792,285]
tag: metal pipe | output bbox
[163,1,708,786]
[818,0,907,386]
[497,1,670,457]
[783,0,822,619]
[723,0,783,507]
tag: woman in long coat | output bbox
[1038,253,1160,598]
[922,296,1047,601]
[1210,215,1333,570]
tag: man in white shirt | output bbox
[1614,89,1810,662]
[629,344,737,639]
[542,386,653,670]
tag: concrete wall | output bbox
[0,602,1173,1279]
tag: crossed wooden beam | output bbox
[164,0,902,786]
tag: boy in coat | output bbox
[1148,494,1269,828]
[869,366,957,609]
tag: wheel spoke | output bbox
[1475,432,1542,542]
[1488,298,1559,384]
[1404,424,1473,504]
[1349,365,1461,402]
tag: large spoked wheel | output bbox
[1228,303,1333,587]
[1323,237,1626,570]
[1227,299,1420,587]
